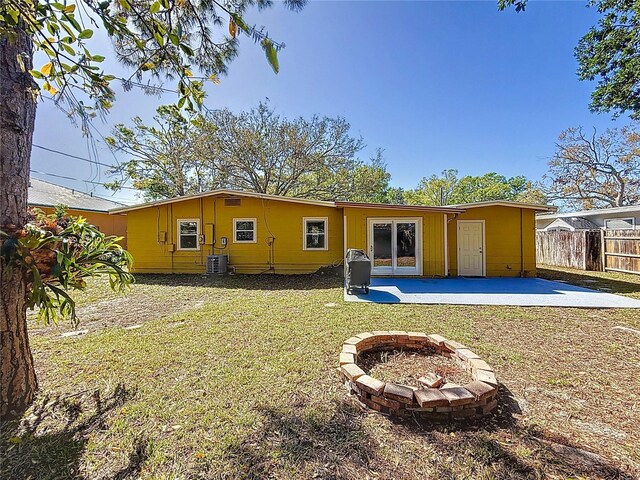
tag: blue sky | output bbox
[31,0,629,204]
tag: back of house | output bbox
[111,190,553,277]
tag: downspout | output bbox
[443,213,448,277]
[170,203,174,273]
[520,208,524,277]
[343,210,348,278]
[200,197,204,266]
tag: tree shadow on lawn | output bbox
[134,272,343,291]
[389,384,636,480]
[0,383,148,480]
[537,267,640,297]
[222,386,636,479]
[222,397,376,479]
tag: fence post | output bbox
[600,228,606,272]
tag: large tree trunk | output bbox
[0,26,38,420]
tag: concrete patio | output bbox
[344,277,640,308]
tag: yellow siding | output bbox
[37,206,128,248]
[343,207,446,277]
[127,196,343,274]
[448,206,537,277]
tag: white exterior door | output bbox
[457,221,485,276]
[368,218,421,276]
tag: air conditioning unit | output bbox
[206,255,228,274]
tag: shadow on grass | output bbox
[223,386,635,479]
[0,384,145,480]
[388,384,635,479]
[538,267,640,298]
[223,398,375,479]
[134,272,343,291]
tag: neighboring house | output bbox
[538,217,600,232]
[28,178,128,246]
[536,205,640,231]
[110,190,554,277]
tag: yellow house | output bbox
[29,178,128,247]
[110,190,554,277]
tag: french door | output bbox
[367,218,421,276]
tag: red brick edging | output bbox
[338,331,498,420]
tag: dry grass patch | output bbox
[361,348,474,387]
[1,267,639,479]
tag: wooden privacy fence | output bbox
[602,230,640,275]
[536,229,640,274]
[536,230,602,271]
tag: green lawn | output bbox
[2,267,639,479]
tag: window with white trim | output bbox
[303,217,328,250]
[177,219,200,250]
[233,218,257,243]
[604,217,635,230]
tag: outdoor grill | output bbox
[345,248,371,294]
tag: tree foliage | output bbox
[0,0,304,121]
[405,169,544,206]
[499,0,640,119]
[0,208,133,325]
[106,105,217,200]
[108,101,395,202]
[545,126,640,208]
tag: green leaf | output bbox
[179,43,194,56]
[153,31,164,47]
[62,43,76,55]
[118,0,132,10]
[91,55,106,62]
[78,29,94,39]
[150,1,161,13]
[262,40,279,74]
[29,70,44,79]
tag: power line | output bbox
[32,144,117,169]
[30,169,139,191]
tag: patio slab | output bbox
[344,277,640,308]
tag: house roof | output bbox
[537,204,640,220]
[450,200,556,212]
[109,189,557,215]
[28,178,126,213]
[335,201,464,214]
[542,217,600,231]
[108,189,336,213]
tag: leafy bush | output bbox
[1,207,134,325]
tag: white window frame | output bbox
[303,217,328,251]
[604,217,635,230]
[233,218,257,243]
[177,218,200,251]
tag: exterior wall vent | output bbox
[224,198,241,206]
[206,255,228,274]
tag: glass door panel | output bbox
[368,219,421,276]
[372,222,393,274]
[396,222,417,270]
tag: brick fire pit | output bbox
[339,331,498,420]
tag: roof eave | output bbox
[108,189,336,213]
[335,201,465,214]
[452,200,557,212]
